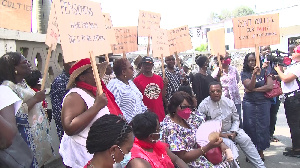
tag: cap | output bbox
[141,56,154,64]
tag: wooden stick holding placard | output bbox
[175,52,181,70]
[255,44,260,75]
[41,45,53,90]
[90,51,103,95]
[147,35,151,56]
[105,53,109,62]
[161,54,165,79]
[123,51,126,59]
[217,53,223,77]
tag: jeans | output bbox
[235,104,242,128]
[284,93,300,149]
[269,97,280,137]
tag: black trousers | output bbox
[270,97,280,136]
[284,93,300,149]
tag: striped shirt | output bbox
[107,79,147,122]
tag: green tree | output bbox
[232,6,255,17]
[195,44,208,52]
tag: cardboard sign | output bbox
[0,0,32,32]
[168,25,193,55]
[151,28,170,57]
[138,10,161,37]
[45,0,59,50]
[232,13,280,49]
[56,0,110,63]
[112,26,138,54]
[103,13,117,45]
[207,28,226,55]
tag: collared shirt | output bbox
[49,71,69,140]
[159,67,181,101]
[197,96,240,132]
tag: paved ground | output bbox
[238,104,300,168]
[45,104,299,168]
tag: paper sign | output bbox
[56,0,111,63]
[0,0,32,32]
[207,28,226,55]
[151,28,170,57]
[112,26,138,54]
[103,13,117,45]
[232,13,280,49]
[138,10,161,37]
[45,0,59,50]
[168,25,193,54]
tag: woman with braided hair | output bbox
[85,114,134,168]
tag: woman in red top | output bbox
[127,111,188,168]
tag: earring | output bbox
[15,70,18,74]
[124,75,127,78]
[111,154,116,163]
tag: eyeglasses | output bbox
[117,146,125,156]
[210,90,222,94]
[180,105,193,109]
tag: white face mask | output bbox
[113,146,131,168]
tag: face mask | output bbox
[223,58,231,65]
[177,108,192,120]
[120,152,131,168]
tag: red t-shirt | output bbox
[133,74,165,122]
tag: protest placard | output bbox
[45,0,59,51]
[207,28,226,56]
[56,0,110,63]
[0,0,32,32]
[103,13,117,46]
[112,26,138,54]
[138,10,161,37]
[168,25,192,55]
[232,13,280,49]
[151,28,170,58]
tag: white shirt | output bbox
[282,63,300,93]
[0,85,22,113]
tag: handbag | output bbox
[205,147,223,165]
[0,133,33,168]
[264,79,283,98]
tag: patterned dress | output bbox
[50,71,69,141]
[3,80,53,168]
[161,114,230,168]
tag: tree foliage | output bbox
[195,44,208,52]
[207,6,255,23]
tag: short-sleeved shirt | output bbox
[133,74,165,122]
[107,79,147,123]
[282,63,300,93]
[241,69,269,102]
[159,68,181,101]
[0,85,22,113]
[192,73,216,106]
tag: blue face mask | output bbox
[115,146,131,168]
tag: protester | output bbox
[50,61,73,141]
[211,55,242,127]
[260,45,281,142]
[192,55,217,106]
[241,52,273,161]
[127,111,188,168]
[160,55,181,101]
[0,85,34,168]
[133,56,167,122]
[198,81,265,167]
[59,58,110,168]
[274,45,300,157]
[84,114,134,168]
[161,91,231,167]
[108,58,147,123]
[0,52,53,168]
[25,70,50,120]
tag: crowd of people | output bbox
[1,44,300,168]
